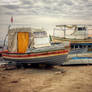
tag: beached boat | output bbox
[52,24,92,54]
[2,27,69,65]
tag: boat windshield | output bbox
[33,31,47,38]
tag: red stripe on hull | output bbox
[0,50,8,54]
[2,50,69,58]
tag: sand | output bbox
[0,65,92,92]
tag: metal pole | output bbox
[3,34,8,51]
[64,25,66,39]
[53,28,55,36]
[8,24,11,30]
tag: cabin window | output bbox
[79,45,82,48]
[88,45,91,48]
[83,27,86,30]
[75,45,78,48]
[83,45,86,48]
[78,27,86,31]
[78,27,82,31]
[71,45,74,49]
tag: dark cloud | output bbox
[0,0,92,19]
[20,0,33,5]
[3,5,19,9]
[5,11,15,15]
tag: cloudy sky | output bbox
[0,0,92,39]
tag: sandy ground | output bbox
[0,65,92,92]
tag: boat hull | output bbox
[2,50,68,65]
[3,54,68,65]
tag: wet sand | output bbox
[0,65,92,92]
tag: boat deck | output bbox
[52,36,92,43]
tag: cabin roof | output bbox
[9,28,32,33]
[9,27,46,34]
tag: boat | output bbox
[2,27,69,65]
[52,24,92,54]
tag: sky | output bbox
[0,0,92,40]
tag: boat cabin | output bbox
[8,28,50,53]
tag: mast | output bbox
[3,16,13,50]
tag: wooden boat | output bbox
[2,27,69,65]
[2,49,68,65]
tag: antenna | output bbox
[8,16,14,30]
[11,16,13,24]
